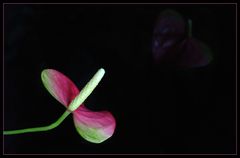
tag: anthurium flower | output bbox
[41,68,116,143]
[152,9,212,68]
[4,68,116,144]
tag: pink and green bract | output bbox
[41,69,116,143]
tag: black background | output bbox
[4,4,236,154]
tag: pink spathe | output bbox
[41,69,116,143]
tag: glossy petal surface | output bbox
[73,106,116,143]
[41,69,79,107]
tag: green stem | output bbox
[188,19,192,37]
[3,110,71,135]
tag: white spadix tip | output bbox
[68,68,105,111]
[96,68,105,81]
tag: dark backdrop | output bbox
[4,4,236,154]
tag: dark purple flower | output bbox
[152,9,212,69]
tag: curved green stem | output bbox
[3,110,71,135]
[188,19,192,37]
